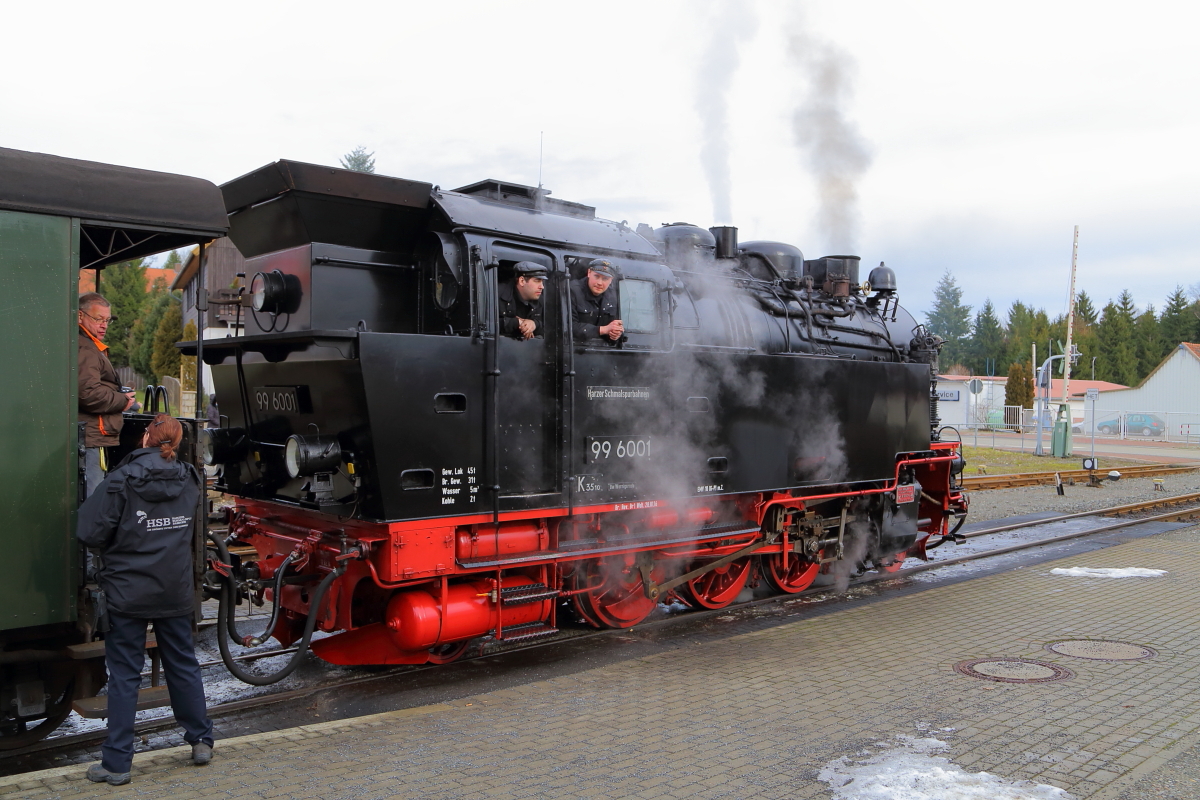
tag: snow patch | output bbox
[818,736,1075,799]
[1050,567,1167,578]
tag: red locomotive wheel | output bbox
[426,640,472,665]
[679,557,753,609]
[760,552,821,594]
[573,558,658,629]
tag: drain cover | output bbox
[1046,640,1157,661]
[954,658,1074,683]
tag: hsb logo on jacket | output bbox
[136,509,191,530]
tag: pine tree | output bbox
[130,288,171,383]
[340,146,376,173]
[150,297,182,384]
[181,320,197,393]
[925,271,972,369]
[1160,286,1194,350]
[966,300,1004,375]
[100,258,148,368]
[1075,291,1098,326]
[1134,306,1163,380]
[1003,361,1034,409]
[1095,299,1138,386]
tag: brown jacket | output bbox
[78,330,126,447]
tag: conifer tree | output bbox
[966,300,1004,375]
[1003,361,1034,409]
[1075,291,1098,325]
[150,297,182,384]
[1134,306,1163,380]
[1095,299,1138,386]
[100,258,147,368]
[1160,286,1195,349]
[340,146,376,173]
[130,287,171,382]
[925,271,972,369]
[181,320,197,393]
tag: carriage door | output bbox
[491,245,561,498]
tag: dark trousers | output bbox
[102,613,213,773]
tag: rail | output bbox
[962,462,1200,490]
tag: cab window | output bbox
[619,278,658,334]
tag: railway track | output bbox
[10,491,1200,767]
[962,462,1200,490]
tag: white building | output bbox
[1088,343,1200,441]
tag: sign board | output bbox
[968,378,983,395]
[935,389,961,401]
[1086,388,1099,400]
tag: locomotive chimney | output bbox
[709,226,738,260]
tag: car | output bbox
[1096,413,1166,437]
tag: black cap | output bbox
[513,261,548,279]
[587,258,618,277]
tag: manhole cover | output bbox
[1045,640,1157,661]
[954,658,1074,683]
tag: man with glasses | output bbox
[78,293,136,496]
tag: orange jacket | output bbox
[78,329,126,447]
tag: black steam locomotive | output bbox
[196,161,966,675]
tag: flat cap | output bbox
[587,258,618,277]
[513,261,549,279]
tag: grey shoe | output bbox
[192,742,213,765]
[86,763,131,785]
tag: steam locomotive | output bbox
[198,161,968,677]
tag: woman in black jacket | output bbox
[77,414,214,785]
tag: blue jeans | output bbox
[84,447,104,498]
[101,613,213,773]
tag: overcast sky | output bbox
[3,0,1197,322]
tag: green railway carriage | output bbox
[0,147,227,748]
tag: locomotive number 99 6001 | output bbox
[588,436,652,462]
[253,386,312,415]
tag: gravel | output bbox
[964,471,1200,523]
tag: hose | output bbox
[208,531,342,686]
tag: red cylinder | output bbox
[456,523,548,560]
[646,508,680,528]
[385,576,550,651]
[686,506,714,526]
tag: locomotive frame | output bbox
[196,162,968,675]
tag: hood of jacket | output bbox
[114,448,194,501]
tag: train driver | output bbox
[571,259,624,342]
[499,261,547,340]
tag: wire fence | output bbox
[953,405,1200,447]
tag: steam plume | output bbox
[695,0,758,225]
[789,25,872,253]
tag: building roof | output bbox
[1055,379,1128,397]
[1183,343,1200,362]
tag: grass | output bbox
[960,445,1148,475]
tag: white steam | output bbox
[788,17,873,254]
[694,0,758,225]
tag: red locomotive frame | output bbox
[220,441,966,667]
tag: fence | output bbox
[952,406,1200,446]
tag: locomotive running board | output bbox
[457,524,761,570]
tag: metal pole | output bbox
[1063,225,1078,404]
[1090,393,1096,464]
[195,243,206,419]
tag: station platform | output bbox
[6,525,1200,799]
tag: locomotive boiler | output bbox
[196,161,967,678]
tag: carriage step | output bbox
[72,685,171,719]
[498,622,559,643]
[500,583,558,606]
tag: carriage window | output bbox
[619,278,659,334]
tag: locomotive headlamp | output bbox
[284,434,342,478]
[249,270,299,314]
[199,427,249,466]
